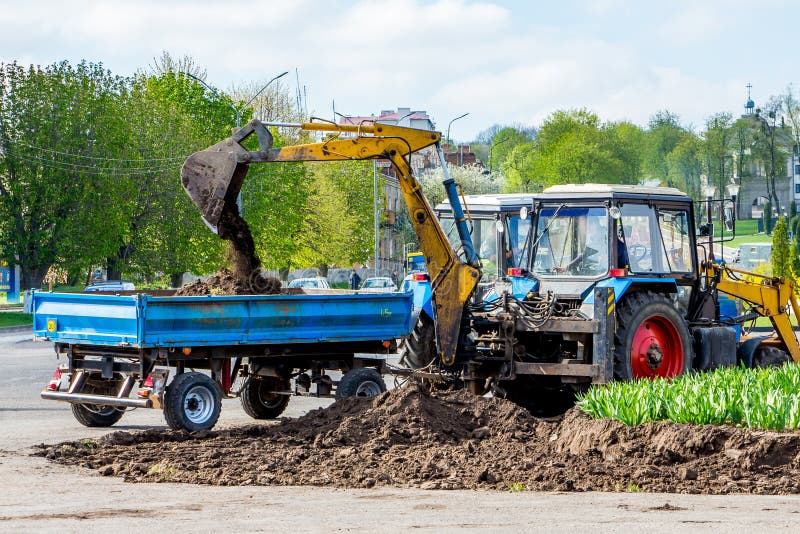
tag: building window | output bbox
[795,184,800,194]
[795,163,800,175]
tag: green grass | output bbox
[0,313,32,327]
[577,365,800,430]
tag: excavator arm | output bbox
[181,119,480,366]
[706,262,800,363]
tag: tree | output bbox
[102,69,248,283]
[772,215,791,278]
[751,98,789,208]
[643,110,685,186]
[419,163,503,209]
[666,132,703,199]
[500,109,644,190]
[0,61,131,289]
[482,126,535,173]
[702,112,734,199]
[781,84,800,153]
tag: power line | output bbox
[6,141,187,163]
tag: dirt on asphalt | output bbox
[36,383,800,494]
[176,204,280,296]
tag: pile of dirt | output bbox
[177,204,281,296]
[175,268,281,296]
[36,384,800,494]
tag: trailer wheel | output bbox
[614,291,692,380]
[336,368,386,399]
[71,376,125,428]
[163,372,221,432]
[240,376,290,419]
[753,346,791,368]
[398,314,436,369]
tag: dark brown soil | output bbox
[36,384,800,494]
[175,268,281,296]
[176,204,281,296]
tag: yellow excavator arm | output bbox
[181,119,480,366]
[706,262,800,362]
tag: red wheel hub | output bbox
[630,315,683,378]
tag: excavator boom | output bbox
[181,119,481,366]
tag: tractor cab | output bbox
[435,193,536,288]
[531,184,699,302]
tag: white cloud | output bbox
[0,0,794,139]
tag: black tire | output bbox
[753,346,791,368]
[71,376,125,428]
[614,291,692,380]
[163,372,221,432]
[398,314,436,369]
[336,368,386,399]
[240,376,290,419]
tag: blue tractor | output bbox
[403,184,800,415]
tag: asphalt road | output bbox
[2,333,800,533]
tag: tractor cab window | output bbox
[657,210,693,273]
[506,215,532,269]
[619,204,692,274]
[439,215,502,280]
[533,206,609,277]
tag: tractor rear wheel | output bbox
[614,291,692,380]
[398,314,436,369]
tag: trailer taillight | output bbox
[46,368,62,391]
[137,375,154,398]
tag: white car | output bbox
[287,277,331,289]
[359,277,397,293]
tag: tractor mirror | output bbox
[722,199,734,232]
[609,206,621,220]
[496,220,505,233]
[520,206,528,220]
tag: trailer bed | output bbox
[32,290,414,348]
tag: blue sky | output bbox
[0,0,796,140]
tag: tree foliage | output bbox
[772,215,791,279]
[0,61,131,288]
[500,109,644,191]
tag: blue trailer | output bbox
[34,289,414,431]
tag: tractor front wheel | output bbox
[614,291,692,380]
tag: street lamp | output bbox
[186,71,289,127]
[488,137,510,174]
[446,113,469,166]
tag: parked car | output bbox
[359,277,397,293]
[287,277,331,289]
[84,280,136,292]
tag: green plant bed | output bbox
[577,364,800,430]
[0,313,33,328]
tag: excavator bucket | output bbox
[180,137,251,233]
